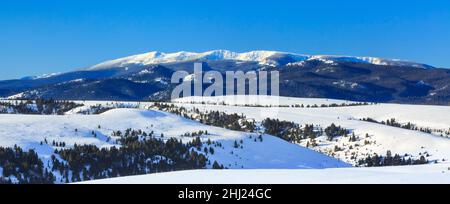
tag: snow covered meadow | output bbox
[0,108,347,170]
[174,96,450,165]
[1,96,450,184]
[82,164,450,184]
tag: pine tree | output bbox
[233,140,239,148]
[212,161,223,169]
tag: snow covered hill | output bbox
[87,50,434,70]
[174,96,450,130]
[174,96,450,165]
[81,164,450,184]
[0,108,348,182]
[2,96,450,183]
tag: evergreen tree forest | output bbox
[358,151,428,167]
[0,146,55,184]
[151,103,255,132]
[0,129,220,184]
[361,117,435,135]
[0,99,82,115]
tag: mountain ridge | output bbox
[86,50,435,71]
[1,50,449,105]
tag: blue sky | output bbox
[1,0,449,79]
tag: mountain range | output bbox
[1,50,449,105]
[86,50,435,70]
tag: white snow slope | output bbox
[0,108,348,173]
[174,96,450,165]
[87,50,433,70]
[3,96,450,184]
[81,164,450,184]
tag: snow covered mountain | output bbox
[87,50,434,70]
[2,50,448,104]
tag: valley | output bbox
[1,96,449,183]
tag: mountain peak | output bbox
[87,50,434,70]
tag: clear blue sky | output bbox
[1,0,449,79]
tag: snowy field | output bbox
[174,95,450,130]
[2,95,450,183]
[82,163,450,184]
[173,96,450,165]
[0,108,347,175]
[173,95,359,107]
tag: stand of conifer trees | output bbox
[0,99,82,115]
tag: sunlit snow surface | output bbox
[174,96,450,165]
[87,50,433,70]
[0,108,348,172]
[2,95,450,184]
[81,164,450,184]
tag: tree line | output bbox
[358,150,428,167]
[0,99,82,115]
[361,117,435,135]
[1,128,223,184]
[152,103,255,132]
